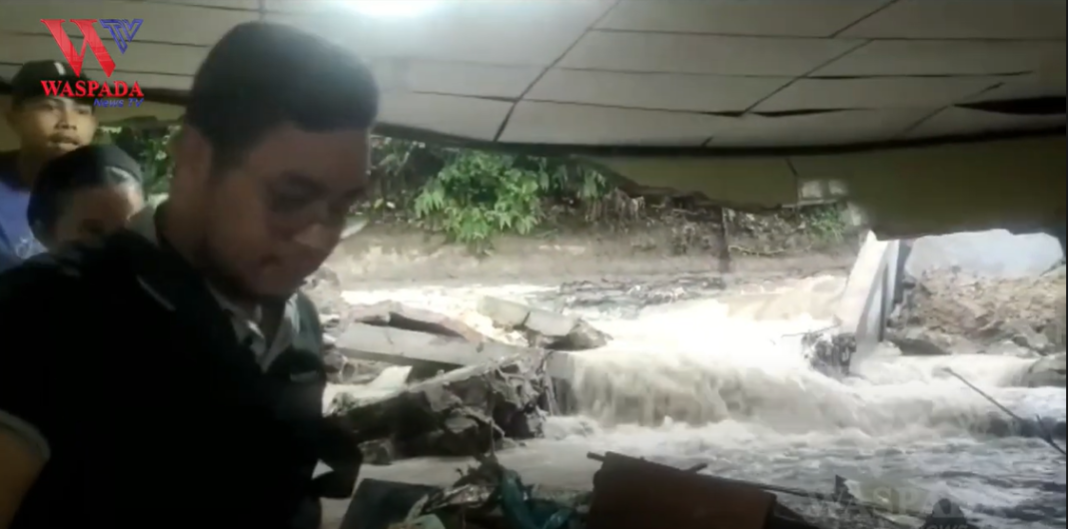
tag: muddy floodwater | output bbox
[321,274,1067,529]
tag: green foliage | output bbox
[410,150,612,253]
[413,151,544,253]
[98,125,176,194]
[799,204,848,243]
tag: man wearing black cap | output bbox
[0,22,376,529]
[0,61,97,272]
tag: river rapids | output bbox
[323,273,1066,529]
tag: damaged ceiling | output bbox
[0,0,1065,151]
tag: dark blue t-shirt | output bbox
[0,170,45,273]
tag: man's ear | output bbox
[173,125,212,175]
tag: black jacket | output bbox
[0,230,359,529]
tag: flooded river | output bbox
[323,273,1066,529]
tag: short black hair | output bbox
[28,145,144,240]
[185,22,379,172]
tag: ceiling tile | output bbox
[753,77,1006,111]
[499,102,729,145]
[707,109,930,147]
[379,93,512,141]
[0,1,256,46]
[840,0,1066,40]
[264,0,614,66]
[558,32,863,76]
[0,34,208,76]
[369,59,542,99]
[525,69,789,113]
[903,107,1065,139]
[596,0,888,37]
[963,73,1066,102]
[813,40,1065,76]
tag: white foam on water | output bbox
[335,274,1066,528]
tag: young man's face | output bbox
[177,124,370,299]
[6,97,97,158]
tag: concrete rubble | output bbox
[321,299,609,464]
[477,296,611,351]
[801,328,855,378]
[889,267,1066,357]
[332,353,551,462]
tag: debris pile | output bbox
[322,298,609,464]
[801,328,855,378]
[889,267,1066,357]
[340,450,980,529]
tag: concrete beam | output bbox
[590,136,1066,240]
[835,231,900,355]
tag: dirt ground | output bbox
[893,267,1067,354]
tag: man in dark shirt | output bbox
[0,22,377,529]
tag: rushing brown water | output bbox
[323,274,1066,529]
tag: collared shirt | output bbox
[128,203,301,370]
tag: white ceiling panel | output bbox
[707,109,931,147]
[0,34,208,77]
[903,107,1066,139]
[963,73,1067,103]
[369,59,543,99]
[840,0,1067,40]
[264,0,614,66]
[1,0,1063,150]
[754,77,1007,112]
[0,1,256,46]
[524,69,789,113]
[814,40,1065,77]
[499,102,729,146]
[558,32,864,76]
[379,93,511,142]
[596,0,888,38]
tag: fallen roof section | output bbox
[1,0,1065,152]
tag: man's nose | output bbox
[55,112,77,130]
[55,102,81,130]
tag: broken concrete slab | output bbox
[349,301,487,343]
[334,353,551,459]
[335,323,542,373]
[477,296,610,351]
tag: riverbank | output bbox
[322,206,862,285]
